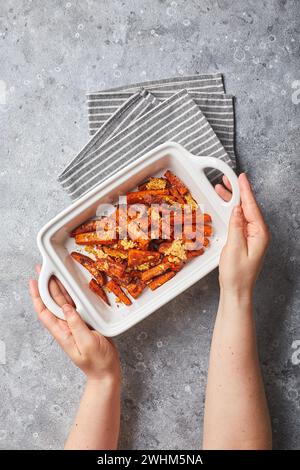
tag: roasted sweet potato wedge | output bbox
[171,210,212,226]
[71,252,105,286]
[158,241,172,254]
[164,170,188,195]
[117,272,136,285]
[128,249,161,268]
[183,237,210,250]
[170,187,186,204]
[125,281,146,299]
[140,261,171,282]
[71,211,124,237]
[70,220,98,237]
[127,189,169,205]
[95,257,126,280]
[135,239,150,250]
[186,248,205,259]
[73,214,118,236]
[125,268,142,278]
[75,232,118,246]
[103,246,128,259]
[203,213,212,224]
[167,260,184,272]
[149,271,176,290]
[106,279,132,306]
[201,224,213,237]
[89,279,110,305]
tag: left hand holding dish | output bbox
[29,266,120,382]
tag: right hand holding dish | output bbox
[215,173,270,297]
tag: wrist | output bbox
[219,286,253,307]
[86,371,121,388]
[86,365,121,387]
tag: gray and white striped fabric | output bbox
[87,73,225,134]
[60,89,158,177]
[59,89,233,200]
[86,73,235,162]
[59,74,236,200]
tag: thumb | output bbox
[226,205,247,250]
[62,304,95,353]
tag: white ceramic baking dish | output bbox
[37,142,240,336]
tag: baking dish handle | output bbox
[38,261,66,320]
[187,155,240,223]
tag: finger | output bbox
[36,264,75,307]
[29,279,64,336]
[226,206,247,251]
[62,304,97,354]
[48,277,72,307]
[222,175,232,192]
[239,173,265,225]
[34,267,74,335]
[55,278,76,307]
[215,183,232,202]
[57,318,73,336]
[29,279,79,359]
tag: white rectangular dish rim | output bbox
[37,142,240,336]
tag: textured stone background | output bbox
[0,0,299,450]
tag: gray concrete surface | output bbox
[1,0,299,450]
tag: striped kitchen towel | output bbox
[86,73,235,162]
[59,74,236,200]
[60,89,159,177]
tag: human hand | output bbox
[29,266,120,383]
[215,173,270,297]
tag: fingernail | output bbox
[239,172,249,182]
[62,304,75,318]
[234,205,242,216]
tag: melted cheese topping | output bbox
[146,178,167,190]
[84,246,108,259]
[167,255,181,264]
[185,193,198,210]
[107,249,128,260]
[164,196,177,205]
[120,239,136,249]
[164,239,187,261]
[137,263,150,271]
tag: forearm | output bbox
[64,374,121,450]
[203,289,272,450]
